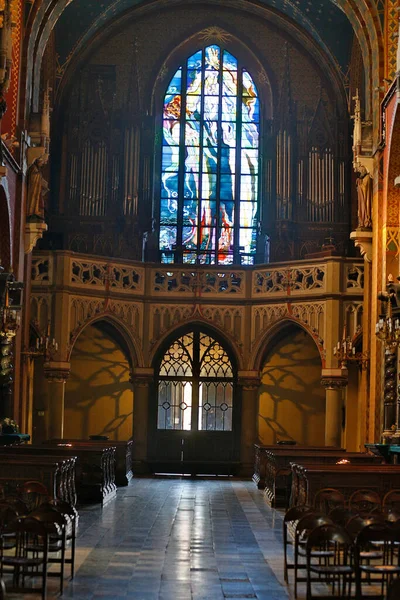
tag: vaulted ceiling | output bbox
[54,0,354,77]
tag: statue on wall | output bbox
[355,163,372,229]
[26,154,49,222]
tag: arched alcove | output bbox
[64,321,133,440]
[258,323,325,445]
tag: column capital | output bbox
[130,367,154,387]
[237,370,260,391]
[43,361,71,383]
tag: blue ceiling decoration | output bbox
[55,0,353,78]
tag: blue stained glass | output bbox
[243,97,259,123]
[241,123,259,148]
[221,122,236,147]
[223,71,237,96]
[159,226,177,250]
[185,122,200,146]
[185,147,200,172]
[199,227,216,253]
[242,70,258,97]
[202,173,217,199]
[204,96,219,119]
[160,45,260,265]
[183,199,198,221]
[219,202,235,226]
[223,51,237,71]
[200,201,217,225]
[182,225,198,248]
[187,50,202,70]
[184,171,199,199]
[220,174,235,198]
[187,69,202,95]
[202,149,218,173]
[205,45,220,70]
[167,68,182,95]
[160,199,178,224]
[203,122,218,146]
[220,150,236,174]
[222,97,236,121]
[204,71,220,95]
[241,149,259,175]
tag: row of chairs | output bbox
[283,488,400,599]
[0,481,78,600]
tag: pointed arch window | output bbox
[157,330,234,431]
[159,45,260,265]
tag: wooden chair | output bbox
[283,505,313,584]
[314,488,345,515]
[328,507,356,527]
[383,490,400,522]
[349,489,381,514]
[0,517,49,600]
[18,481,49,512]
[355,524,400,600]
[44,499,78,579]
[30,506,67,594]
[294,513,334,598]
[306,524,354,600]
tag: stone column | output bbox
[131,367,154,474]
[321,368,348,447]
[44,361,70,439]
[238,370,260,477]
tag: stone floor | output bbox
[3,477,311,599]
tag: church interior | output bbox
[2,0,400,599]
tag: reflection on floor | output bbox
[7,478,291,599]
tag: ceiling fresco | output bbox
[55,0,353,78]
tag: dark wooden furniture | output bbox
[46,438,133,486]
[290,463,400,507]
[0,454,76,505]
[262,449,381,507]
[252,444,344,489]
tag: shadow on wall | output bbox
[64,322,133,440]
[258,325,325,445]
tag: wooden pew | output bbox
[262,449,381,507]
[290,463,400,507]
[0,454,76,505]
[253,444,344,489]
[46,439,133,486]
[0,443,116,505]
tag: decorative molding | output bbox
[321,367,348,389]
[43,361,70,383]
[130,367,154,387]
[253,265,325,296]
[237,370,260,391]
[24,221,47,254]
[350,229,372,263]
[345,264,364,290]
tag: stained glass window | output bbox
[157,330,234,431]
[160,45,260,265]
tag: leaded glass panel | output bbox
[157,330,234,431]
[160,45,260,264]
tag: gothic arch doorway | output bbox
[148,325,240,474]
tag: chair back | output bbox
[314,488,345,515]
[18,481,49,511]
[346,513,385,540]
[349,489,381,514]
[296,513,333,537]
[306,524,353,566]
[328,507,356,527]
[284,505,313,524]
[387,577,400,600]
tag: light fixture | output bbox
[22,321,58,361]
[333,326,369,370]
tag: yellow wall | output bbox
[64,323,133,440]
[258,326,325,445]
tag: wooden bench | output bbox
[262,449,381,507]
[290,463,400,507]
[253,444,344,489]
[0,455,76,505]
[46,439,133,486]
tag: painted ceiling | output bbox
[55,0,354,77]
